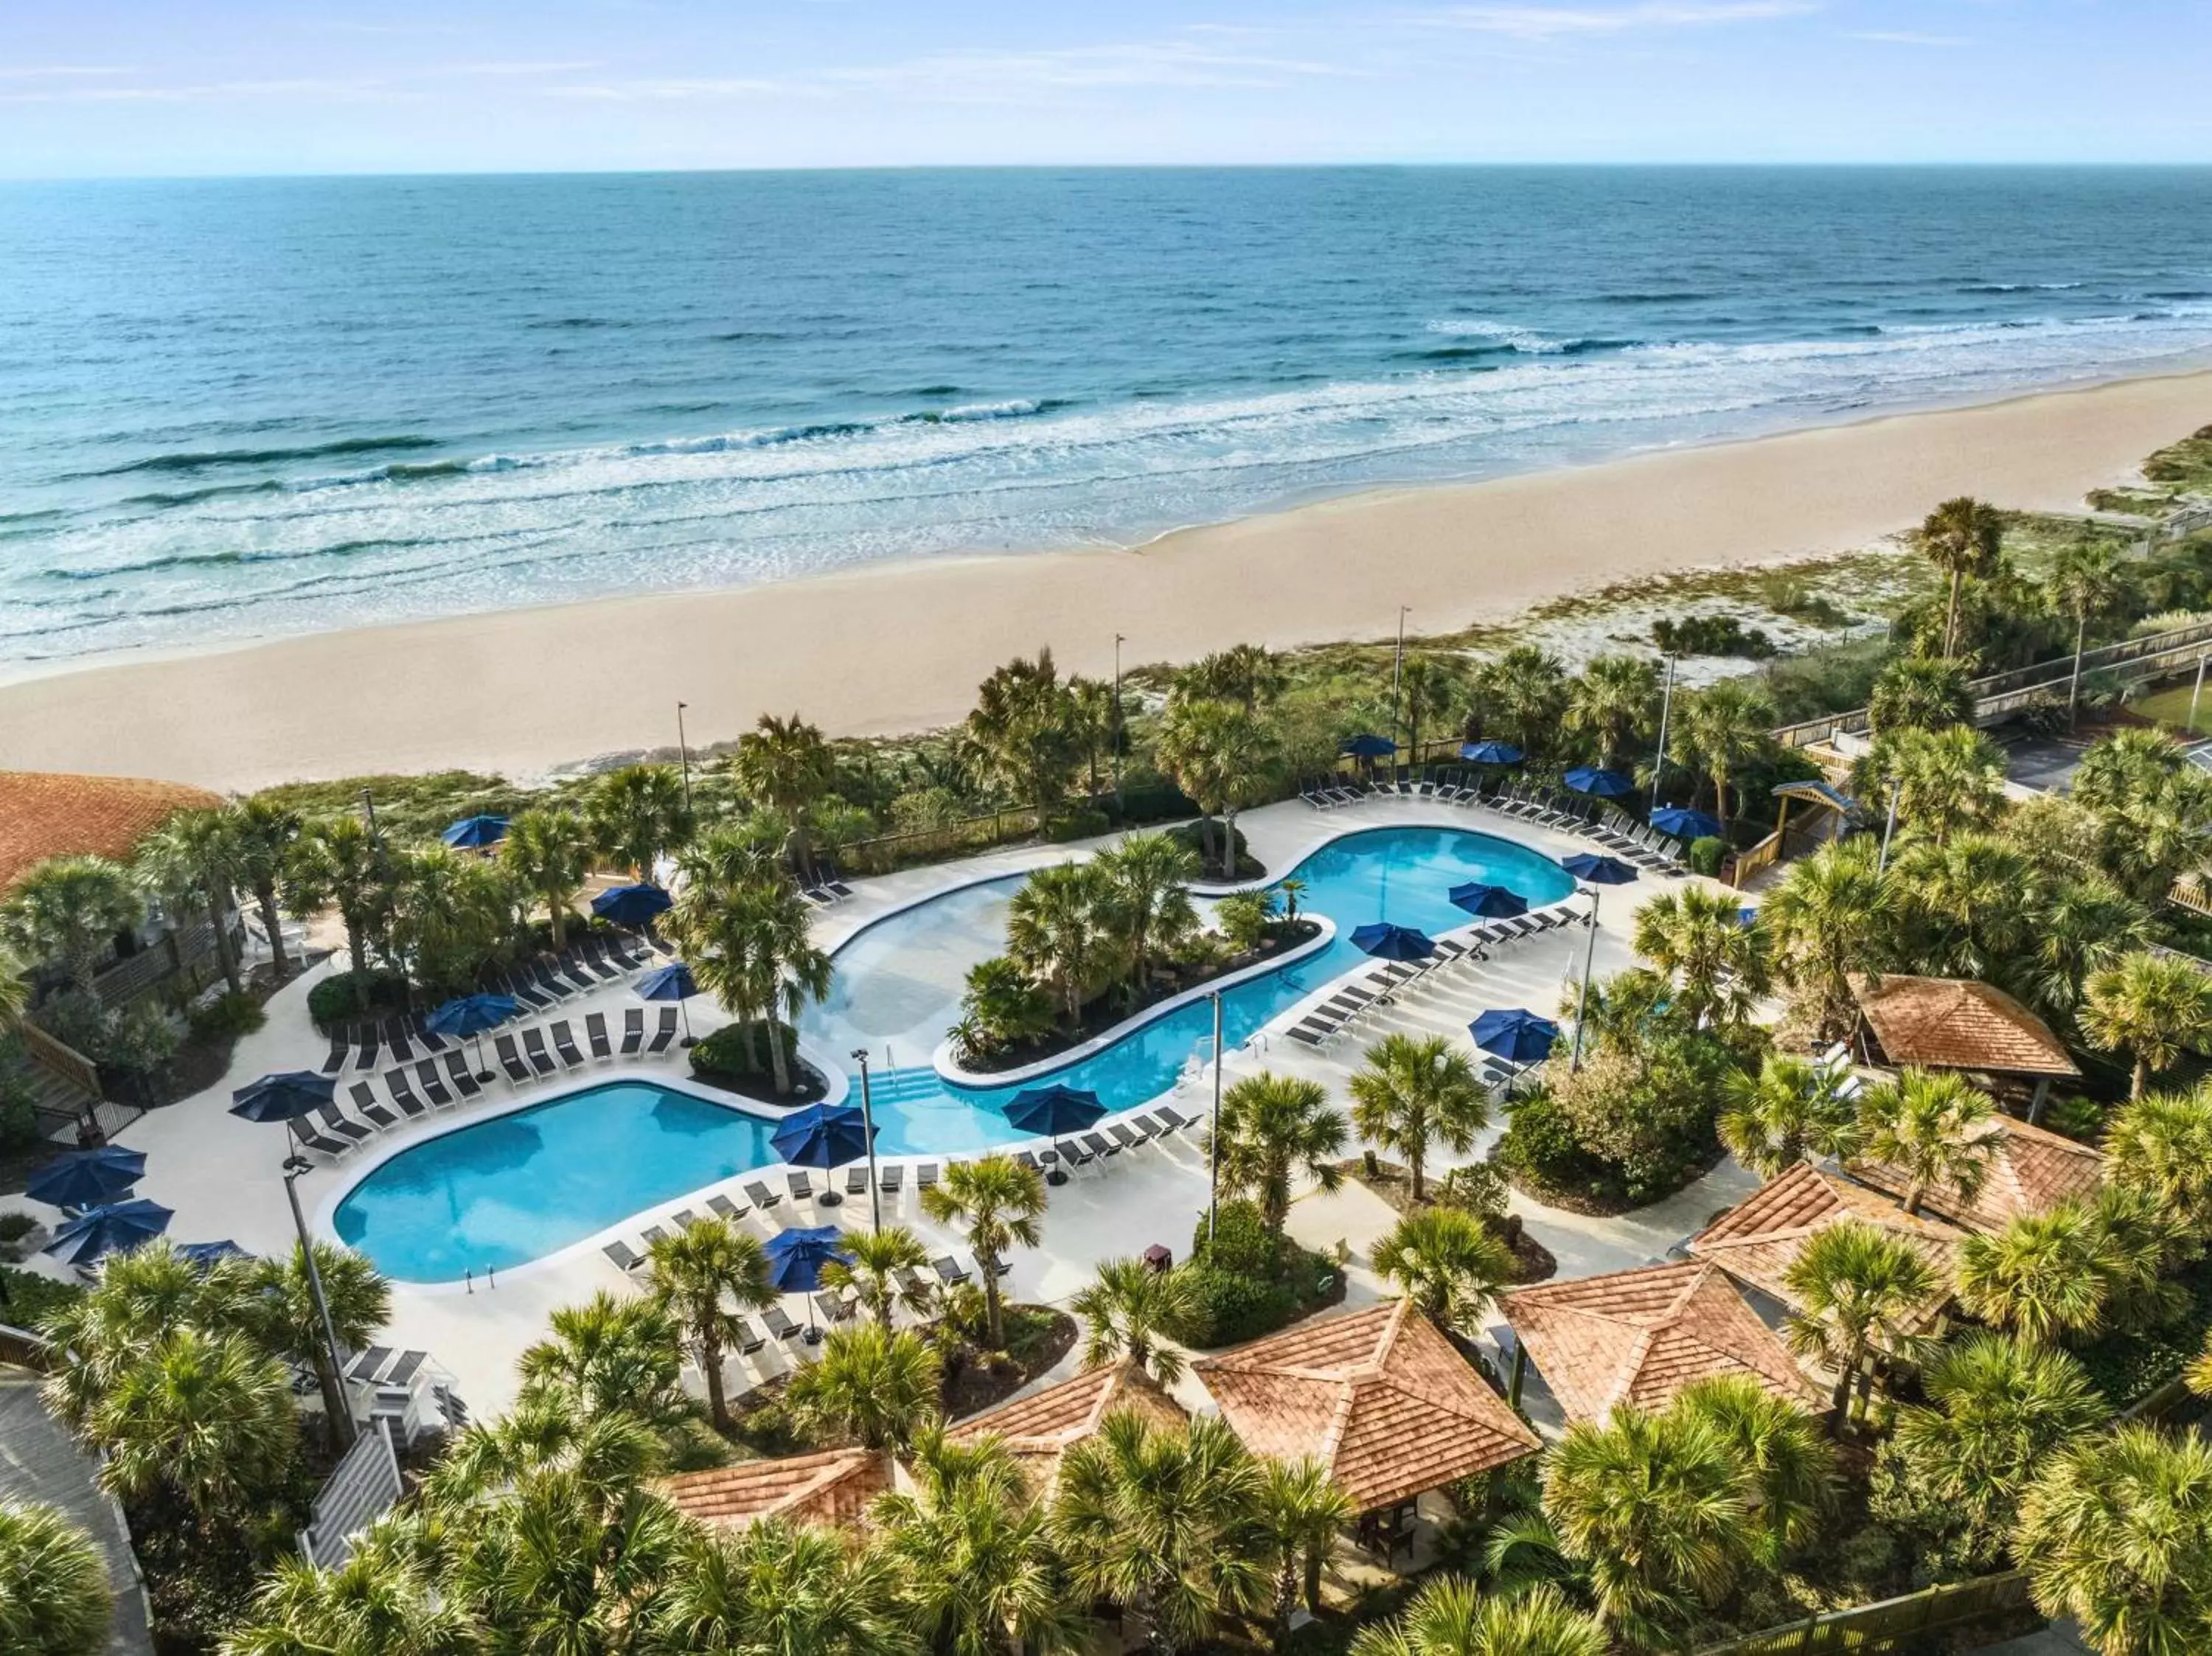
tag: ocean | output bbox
[4,165,2211,667]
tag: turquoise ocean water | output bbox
[4,166,2212,665]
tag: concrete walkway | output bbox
[0,1377,153,1655]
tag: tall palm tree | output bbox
[1178,643,1286,714]
[1882,723,2009,849]
[1006,861,1113,1026]
[248,1241,390,1451]
[1672,1375,1834,1570]
[1065,675,1119,801]
[1053,1410,1270,1656]
[137,807,246,995]
[223,1528,475,1656]
[1631,883,1770,1030]
[385,844,524,999]
[2083,950,2212,1102]
[2032,872,2152,1028]
[1254,1457,1356,1646]
[789,1322,942,1452]
[1956,1205,2113,1347]
[1349,1579,1607,1656]
[1718,1054,1860,1177]
[1541,1405,1748,1650]
[1673,678,1774,830]
[36,1240,258,1430]
[1155,695,1274,880]
[1892,832,2037,984]
[0,1500,114,1656]
[729,712,838,879]
[0,855,144,998]
[283,815,399,999]
[1474,647,1570,758]
[1099,832,1200,994]
[1761,837,1896,1041]
[1348,1034,1489,1204]
[499,806,591,948]
[1211,1072,1347,1234]
[2014,1424,2212,1656]
[652,1514,914,1656]
[1919,495,2005,658]
[2105,1084,2212,1237]
[88,1326,297,1520]
[1372,1208,1516,1335]
[515,1290,684,1425]
[2050,536,2129,731]
[644,1217,775,1430]
[0,943,27,1030]
[226,794,302,981]
[1781,1220,1941,1418]
[1565,655,1659,770]
[821,1225,936,1329]
[1855,1068,1995,1217]
[961,650,1079,821]
[1399,656,1464,765]
[673,874,832,1095]
[1071,1258,1199,1384]
[1868,654,1974,735]
[586,762,692,880]
[922,1154,1046,1350]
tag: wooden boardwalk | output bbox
[0,1374,153,1655]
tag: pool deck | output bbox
[4,793,1756,1422]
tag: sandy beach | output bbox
[2,368,2208,792]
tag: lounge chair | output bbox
[761,1304,802,1342]
[294,1119,352,1158]
[734,1318,766,1356]
[787,1172,814,1203]
[321,1031,349,1075]
[415,1060,453,1108]
[621,1008,645,1055]
[521,1027,558,1077]
[707,1192,750,1221]
[932,1254,970,1286]
[414,1019,448,1054]
[528,962,571,1002]
[1082,1132,1118,1160]
[577,939,622,981]
[878,1163,904,1195]
[1054,1138,1093,1167]
[603,1240,643,1271]
[354,1029,380,1071]
[382,1073,428,1122]
[744,1180,782,1210]
[350,1081,398,1131]
[646,1008,678,1054]
[916,1163,939,1192]
[640,1225,669,1248]
[346,1346,393,1384]
[316,1103,373,1147]
[671,1208,700,1228]
[1155,1104,1196,1133]
[495,1034,532,1084]
[443,1050,483,1098]
[607,936,644,970]
[504,970,551,1012]
[555,956,597,995]
[1133,1112,1175,1138]
[1287,1020,1332,1048]
[585,1012,612,1060]
[384,1018,416,1063]
[814,1293,854,1326]
[1015,1150,1043,1174]
[846,1166,870,1197]
[550,1020,585,1068]
[819,861,855,900]
[1105,1121,1147,1152]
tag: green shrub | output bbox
[189,990,265,1043]
[1043,806,1110,843]
[1495,1089,1619,1201]
[953,956,1056,1060]
[1651,613,1775,659]
[0,1068,38,1155]
[889,787,967,833]
[1686,836,1726,877]
[306,970,410,1029]
[1213,890,1277,953]
[1166,819,1262,880]
[1435,1161,1510,1222]
[0,1212,35,1246]
[1164,1200,1337,1347]
[2073,1258,2212,1410]
[1169,1264,1298,1349]
[690,1020,797,1081]
[1,1264,82,1329]
[1196,1200,1277,1278]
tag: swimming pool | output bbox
[333,824,1572,1281]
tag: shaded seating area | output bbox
[947,1360,1187,1494]
[1848,973,2082,1121]
[1850,1112,2104,1234]
[658,1447,889,1533]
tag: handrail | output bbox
[17,1021,100,1100]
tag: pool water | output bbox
[333,825,1571,1281]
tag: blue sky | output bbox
[1,1,2206,176]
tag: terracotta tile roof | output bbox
[948,1360,1187,1492]
[1852,975,2080,1079]
[1688,1161,1962,1334]
[658,1447,888,1531]
[0,770,222,894]
[1501,1261,1820,1423]
[1851,1114,2104,1234]
[1194,1300,1539,1511]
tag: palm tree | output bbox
[1882,724,2009,849]
[1761,837,1896,1040]
[2014,1424,2212,1656]
[1919,495,2005,658]
[1565,655,1659,770]
[1254,1457,1356,1646]
[1631,883,1770,1029]
[384,844,524,999]
[961,650,1079,821]
[1674,678,1774,829]
[644,1217,775,1429]
[1006,861,1113,1026]
[587,762,692,880]
[0,855,144,998]
[922,1154,1046,1350]
[2050,536,2129,730]
[1855,1068,1995,1217]
[1672,1375,1834,1569]
[1066,675,1120,801]
[674,874,832,1095]
[729,712,838,879]
[1350,1579,1607,1656]
[36,1240,258,1430]
[1892,832,2037,984]
[2032,872,2153,1027]
[284,814,402,1003]
[224,1525,474,1656]
[248,1241,389,1451]
[2189,1332,2212,1400]
[1054,1410,1270,1656]
[1868,654,1973,735]
[1179,643,1287,714]
[1211,1072,1347,1234]
[88,1326,297,1520]
[1956,1205,2112,1347]
[1781,1220,1941,1419]
[653,1514,914,1656]
[1155,694,1274,880]
[2106,1084,2212,1237]
[1071,1258,1198,1383]
[1474,647,1569,758]
[0,1500,112,1656]
[2083,950,2212,1102]
[499,806,591,948]
[1718,1054,1860,1178]
[821,1224,935,1330]
[515,1290,684,1425]
[789,1322,942,1452]
[1373,1208,1516,1335]
[1348,1034,1489,1204]
[1541,1405,1748,1649]
[1099,832,1200,994]
[0,944,26,1030]
[1399,656,1464,765]
[227,794,301,981]
[136,807,246,995]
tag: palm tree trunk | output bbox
[311,1349,349,1453]
[1831,1332,1864,1420]
[1408,1147,1425,1205]
[547,889,568,950]
[208,894,243,996]
[1223,804,1240,877]
[1944,568,1964,658]
[768,1019,794,1095]
[1304,1543,1326,1615]
[1273,1564,1298,1652]
[2067,612,2087,732]
[342,909,369,1006]
[254,880,290,978]
[1903,1183,1924,1217]
[2132,1057,2148,1102]
[704,1327,729,1429]
[982,1262,1005,1349]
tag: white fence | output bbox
[297,1418,403,1569]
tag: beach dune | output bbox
[2,369,2208,792]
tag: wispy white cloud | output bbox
[0,77,409,105]
[1843,29,1972,47]
[0,65,133,80]
[422,60,602,78]
[538,77,797,102]
[1414,1,1816,41]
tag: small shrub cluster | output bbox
[1652,613,1776,659]
[1687,835,1727,876]
[1164,1200,1339,1348]
[188,989,265,1043]
[306,969,411,1029]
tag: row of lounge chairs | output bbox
[1285,904,1582,1051]
[1297,768,1692,876]
[614,1248,987,1353]
[799,860,857,908]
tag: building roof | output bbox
[1851,974,2081,1079]
[0,770,222,894]
[948,1360,1187,1491]
[658,1447,888,1531]
[1501,1261,1820,1423]
[1688,1161,1962,1334]
[1194,1300,1539,1511]
[1850,1113,2105,1234]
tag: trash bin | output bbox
[1141,1243,1172,1273]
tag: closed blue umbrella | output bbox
[441,814,510,850]
[1447,882,1528,919]
[44,1199,173,1267]
[1563,766,1636,800]
[1561,853,1639,886]
[1005,1085,1105,1136]
[1340,734,1397,759]
[1470,1008,1559,1065]
[1652,806,1724,842]
[1351,922,1436,961]
[25,1147,145,1211]
[772,1104,874,1180]
[176,1239,252,1270]
[428,993,518,1081]
[637,961,702,1046]
[591,883,673,926]
[1459,740,1524,766]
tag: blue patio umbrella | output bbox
[772,1104,875,1193]
[1738,907,1759,929]
[1340,733,1398,759]
[44,1199,173,1267]
[428,992,518,1080]
[229,1071,336,1156]
[1351,922,1436,961]
[765,1224,852,1336]
[1459,740,1524,766]
[441,814,510,850]
[1447,881,1529,919]
[1006,1085,1105,1137]
[1651,806,1725,842]
[25,1147,145,1211]
[636,962,702,1045]
[176,1239,252,1270]
[1563,766,1637,800]
[591,882,674,927]
[1561,853,1639,886]
[1470,1008,1560,1065]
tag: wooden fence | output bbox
[837,807,1046,875]
[1692,1571,2034,1656]
[0,1321,53,1372]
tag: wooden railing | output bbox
[0,1321,53,1371]
[18,1021,99,1099]
[1693,1571,2033,1656]
[1727,829,1784,890]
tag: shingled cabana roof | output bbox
[1851,1113,2105,1234]
[1501,1261,1820,1424]
[1194,1299,1539,1512]
[1851,974,2080,1080]
[0,770,222,894]
[658,1447,888,1531]
[947,1360,1186,1492]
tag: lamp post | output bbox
[282,1155,355,1449]
[1877,778,1902,875]
[676,701,693,814]
[851,1048,881,1230]
[1568,886,1601,1074]
[1649,653,1677,814]
[1113,633,1126,814]
[2192,653,2209,737]
[1207,990,1224,1247]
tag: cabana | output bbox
[947,1360,1186,1494]
[1851,1113,2104,1234]
[658,1447,888,1532]
[1851,973,2081,1121]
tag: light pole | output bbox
[1877,778,1902,875]
[1207,991,1224,1247]
[851,1049,881,1230]
[676,701,693,814]
[1568,886,1601,1074]
[1649,653,1677,814]
[282,1155,355,1449]
[2191,653,2209,737]
[1113,633,1126,814]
